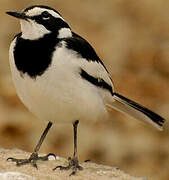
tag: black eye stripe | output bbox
[30,14,69,33]
[28,12,51,20]
[42,11,50,18]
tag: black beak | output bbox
[6,11,28,20]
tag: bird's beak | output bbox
[6,11,29,21]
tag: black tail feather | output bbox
[113,93,165,129]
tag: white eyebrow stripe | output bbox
[25,7,65,21]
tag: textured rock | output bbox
[0,172,35,180]
[0,148,146,180]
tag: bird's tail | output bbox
[107,92,165,130]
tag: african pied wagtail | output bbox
[6,5,165,175]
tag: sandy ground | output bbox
[0,1,169,180]
[0,148,146,180]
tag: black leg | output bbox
[72,120,78,160]
[7,122,55,168]
[34,122,53,153]
[53,120,83,175]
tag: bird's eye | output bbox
[41,11,50,20]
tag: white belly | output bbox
[9,40,110,124]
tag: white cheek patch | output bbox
[57,28,72,39]
[21,7,69,40]
[21,20,50,40]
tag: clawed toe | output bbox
[7,152,56,169]
[7,120,83,176]
[53,157,83,176]
[53,120,83,176]
[7,156,38,168]
[36,153,56,161]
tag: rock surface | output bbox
[0,148,146,180]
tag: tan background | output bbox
[0,0,169,180]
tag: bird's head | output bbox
[6,5,72,40]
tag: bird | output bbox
[6,5,165,175]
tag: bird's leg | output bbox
[7,122,55,168]
[53,120,83,175]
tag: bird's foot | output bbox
[53,156,83,176]
[7,152,56,169]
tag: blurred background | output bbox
[0,0,169,179]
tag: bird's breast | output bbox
[9,41,109,124]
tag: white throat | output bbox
[20,20,50,40]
